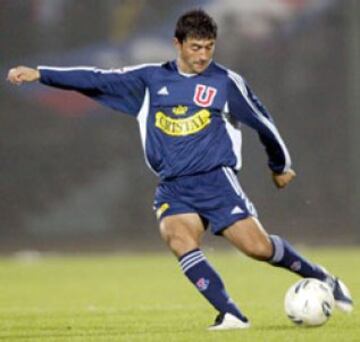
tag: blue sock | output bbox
[179,249,247,320]
[269,235,329,281]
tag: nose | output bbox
[198,48,209,61]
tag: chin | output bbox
[193,66,207,74]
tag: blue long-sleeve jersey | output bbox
[38,61,291,180]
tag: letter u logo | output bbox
[193,84,217,107]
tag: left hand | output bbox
[272,169,296,189]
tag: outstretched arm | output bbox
[7,64,149,116]
[7,66,40,85]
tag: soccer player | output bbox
[7,9,353,330]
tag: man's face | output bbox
[175,37,216,74]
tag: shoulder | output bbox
[213,63,245,84]
[111,62,165,76]
[123,62,179,83]
[121,62,164,71]
[214,64,248,95]
[210,62,228,75]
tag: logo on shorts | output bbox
[231,206,244,215]
[196,277,210,291]
[156,203,170,219]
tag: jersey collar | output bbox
[169,60,214,77]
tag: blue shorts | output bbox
[153,166,258,235]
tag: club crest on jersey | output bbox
[193,84,217,107]
[172,105,188,115]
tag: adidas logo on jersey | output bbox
[231,206,244,215]
[157,86,169,96]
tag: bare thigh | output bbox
[159,213,206,258]
[222,216,273,261]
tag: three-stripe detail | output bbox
[222,166,243,197]
[222,167,256,216]
[180,250,206,273]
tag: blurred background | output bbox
[0,0,359,253]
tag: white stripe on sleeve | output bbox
[227,70,292,172]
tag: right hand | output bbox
[7,66,40,85]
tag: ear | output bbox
[173,37,182,51]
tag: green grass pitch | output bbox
[0,248,359,341]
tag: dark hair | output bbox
[175,9,217,43]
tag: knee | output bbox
[159,224,199,257]
[242,239,273,261]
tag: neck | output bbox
[176,58,196,75]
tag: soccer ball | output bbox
[284,278,335,326]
